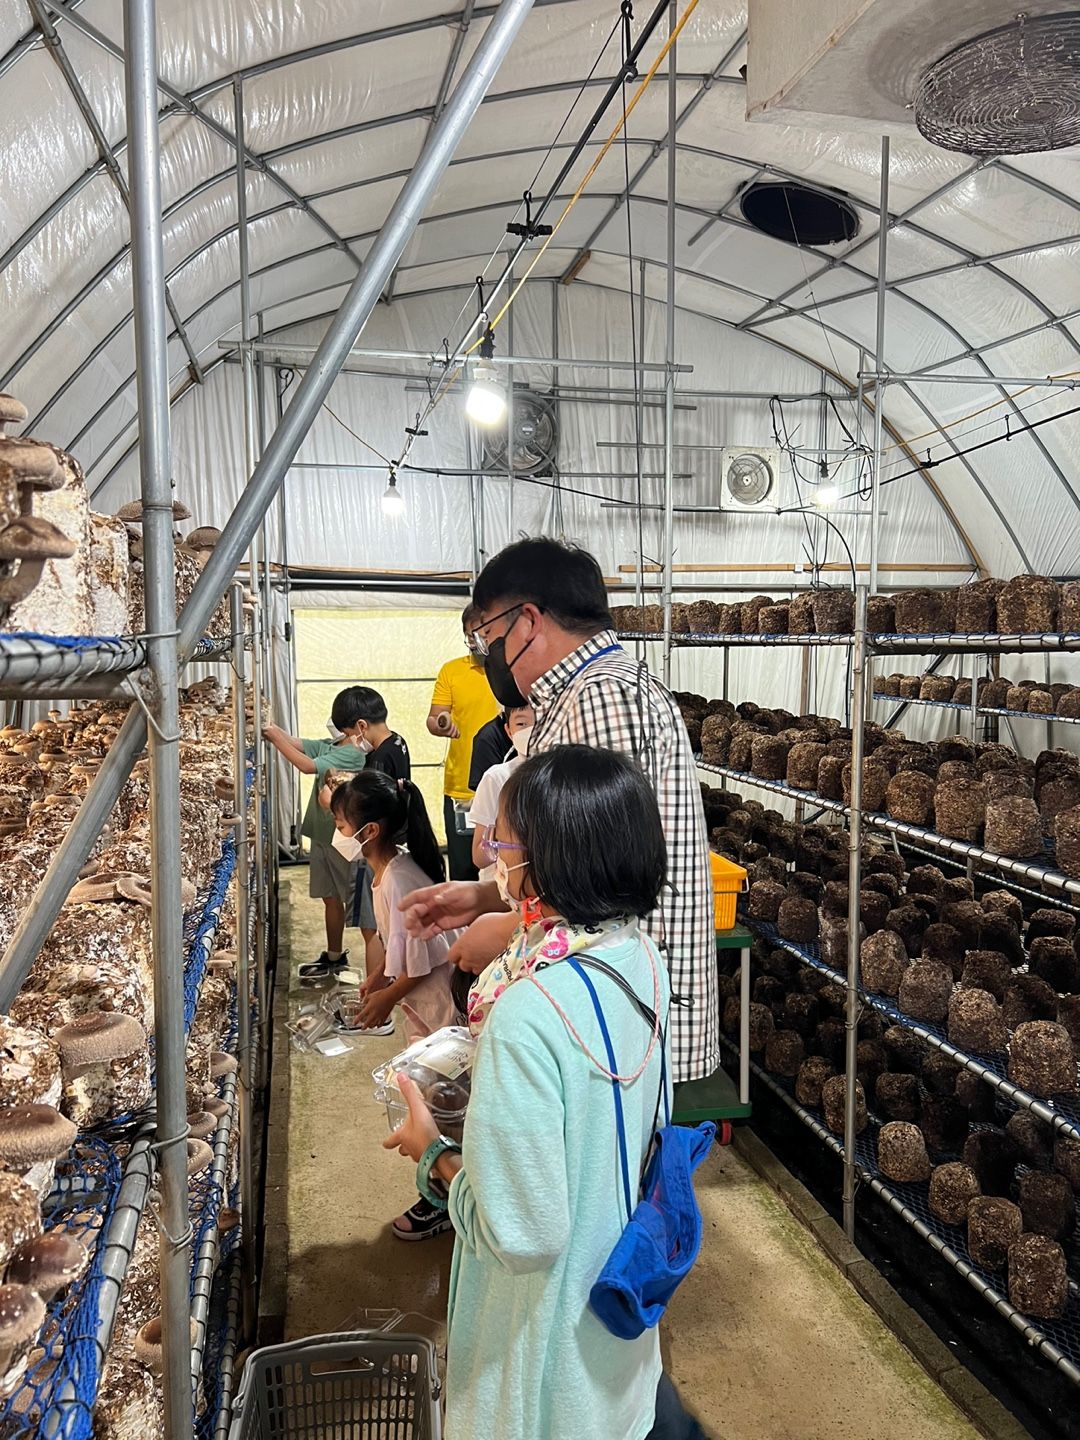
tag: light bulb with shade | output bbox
[382,476,405,518]
[814,482,839,507]
[466,359,506,426]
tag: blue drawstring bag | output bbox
[566,956,716,1341]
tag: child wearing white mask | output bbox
[330,769,461,1240]
[467,704,534,881]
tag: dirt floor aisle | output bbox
[268,877,982,1440]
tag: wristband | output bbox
[416,1135,462,1208]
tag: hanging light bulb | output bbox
[382,469,405,518]
[814,482,839,507]
[465,324,506,427]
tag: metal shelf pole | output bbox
[122,1,191,1433]
[869,138,888,595]
[660,0,677,689]
[230,584,257,1339]
[177,0,538,654]
[843,585,868,1240]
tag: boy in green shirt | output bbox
[265,686,370,980]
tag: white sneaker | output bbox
[344,1018,395,1037]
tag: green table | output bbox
[672,923,752,1129]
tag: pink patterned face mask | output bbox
[465,913,637,1035]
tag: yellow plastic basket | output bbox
[710,852,747,931]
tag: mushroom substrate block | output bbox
[968,1196,1023,1271]
[1007,1234,1069,1320]
[1007,1020,1077,1098]
[878,1121,932,1182]
[929,1162,981,1225]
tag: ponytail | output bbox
[331,770,444,885]
[400,779,445,885]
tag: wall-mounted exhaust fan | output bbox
[480,386,559,477]
[721,446,780,509]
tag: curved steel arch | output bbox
[85,243,1006,574]
[28,176,1079,540]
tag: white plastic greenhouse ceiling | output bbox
[2,2,1080,1439]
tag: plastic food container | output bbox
[710,852,748,930]
[372,1026,477,1142]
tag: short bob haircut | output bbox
[499,744,666,926]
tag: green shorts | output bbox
[308,840,356,905]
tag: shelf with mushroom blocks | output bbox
[0,392,231,648]
[617,629,1080,654]
[873,691,1080,729]
[719,1035,1080,1386]
[0,629,249,701]
[743,917,1080,1145]
[696,763,1080,901]
[0,842,242,1439]
[613,576,1080,654]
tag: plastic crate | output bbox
[228,1332,442,1440]
[710,852,747,930]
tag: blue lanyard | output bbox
[573,642,621,678]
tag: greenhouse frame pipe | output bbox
[175,0,536,655]
[231,586,257,1337]
[507,254,515,539]
[866,371,1080,389]
[843,585,869,1242]
[242,340,690,374]
[660,0,677,690]
[26,0,204,384]
[43,0,365,270]
[636,256,647,614]
[869,137,888,595]
[123,1,192,1434]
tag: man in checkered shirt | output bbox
[466,538,719,1084]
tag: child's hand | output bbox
[399,880,490,938]
[318,784,333,810]
[360,967,387,997]
[382,1073,439,1161]
[358,987,395,1029]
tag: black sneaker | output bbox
[298,950,349,982]
[392,1196,452,1242]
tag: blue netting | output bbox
[195,1240,241,1440]
[744,915,1080,1144]
[0,1138,124,1440]
[0,630,128,648]
[184,834,238,1036]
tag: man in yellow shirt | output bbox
[428,603,499,879]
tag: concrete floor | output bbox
[270,876,981,1440]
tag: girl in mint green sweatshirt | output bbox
[386,745,705,1440]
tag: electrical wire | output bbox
[874,368,1080,457]
[394,0,701,472]
[783,397,1080,514]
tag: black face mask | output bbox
[484,633,532,708]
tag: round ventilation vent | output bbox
[725,452,774,507]
[915,13,1080,155]
[739,182,859,247]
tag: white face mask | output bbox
[331,828,363,863]
[326,720,344,740]
[357,734,374,754]
[510,725,533,758]
[494,852,528,909]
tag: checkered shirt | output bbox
[528,630,719,1082]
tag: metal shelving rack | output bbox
[0,6,537,1438]
[621,593,1080,1380]
[719,1036,1080,1386]
[873,688,1080,727]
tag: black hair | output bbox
[347,685,388,724]
[330,685,376,730]
[500,744,665,926]
[501,702,532,726]
[331,771,444,885]
[472,538,612,636]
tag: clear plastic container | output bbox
[372,1026,477,1142]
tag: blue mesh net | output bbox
[0,1137,124,1440]
[184,833,238,1036]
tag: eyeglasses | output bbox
[481,835,527,861]
[467,604,524,658]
